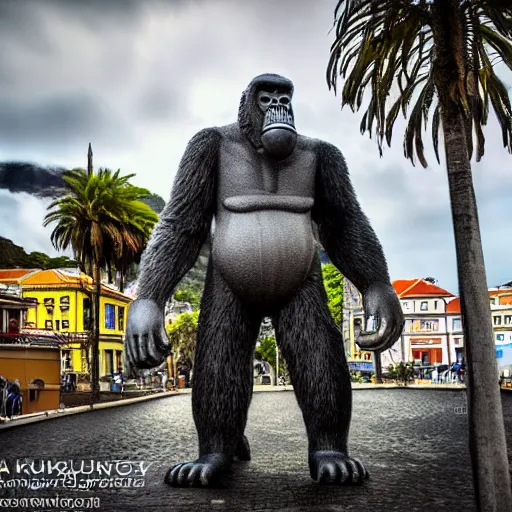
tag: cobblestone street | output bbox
[1,389,511,512]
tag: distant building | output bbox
[489,286,512,375]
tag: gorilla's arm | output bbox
[125,129,219,369]
[136,128,220,307]
[313,141,404,351]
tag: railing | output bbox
[0,332,67,347]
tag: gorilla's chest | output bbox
[212,140,317,307]
[217,140,316,197]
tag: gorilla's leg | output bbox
[165,263,261,487]
[272,260,369,485]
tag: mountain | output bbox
[140,193,166,214]
[0,162,67,198]
[0,236,76,270]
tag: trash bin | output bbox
[178,376,185,389]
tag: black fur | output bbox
[313,141,390,294]
[272,254,352,453]
[136,128,220,307]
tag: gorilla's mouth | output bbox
[262,105,296,134]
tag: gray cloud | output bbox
[0,0,510,294]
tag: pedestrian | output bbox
[8,318,19,334]
[6,379,22,417]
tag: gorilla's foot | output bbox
[309,450,369,485]
[164,454,231,487]
[234,435,251,461]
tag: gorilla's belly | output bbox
[212,195,316,306]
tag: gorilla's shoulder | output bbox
[216,123,244,142]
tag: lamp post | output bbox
[276,344,280,386]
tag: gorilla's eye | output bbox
[260,96,271,104]
[280,97,290,105]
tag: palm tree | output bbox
[327,2,511,509]
[44,167,157,402]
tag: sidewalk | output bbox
[0,382,473,431]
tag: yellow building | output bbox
[0,268,132,379]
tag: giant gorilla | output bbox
[125,73,404,487]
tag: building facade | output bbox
[489,287,512,375]
[0,286,63,414]
[0,268,132,378]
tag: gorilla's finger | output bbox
[177,463,192,485]
[126,335,137,366]
[154,329,171,355]
[137,333,150,362]
[346,458,361,484]
[145,334,164,368]
[187,464,202,486]
[336,460,350,483]
[166,463,184,485]
[351,457,369,480]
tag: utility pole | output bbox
[87,143,93,175]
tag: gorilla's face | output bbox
[257,88,297,160]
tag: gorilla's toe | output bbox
[164,454,231,487]
[309,450,369,485]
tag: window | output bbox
[83,298,92,331]
[505,315,512,325]
[434,300,438,310]
[494,316,502,326]
[420,301,428,311]
[105,304,116,330]
[62,320,69,329]
[45,320,53,330]
[118,307,125,331]
[62,350,72,370]
[55,320,60,331]
[104,349,114,375]
[420,320,439,331]
[453,318,462,331]
[60,296,70,311]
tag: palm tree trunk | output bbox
[91,262,101,403]
[440,106,511,511]
[119,269,125,293]
[107,261,113,284]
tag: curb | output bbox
[0,391,178,431]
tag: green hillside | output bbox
[0,237,76,270]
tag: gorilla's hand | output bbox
[125,299,171,370]
[356,282,404,352]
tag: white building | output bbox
[380,279,464,368]
[489,287,512,375]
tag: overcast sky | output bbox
[0,0,511,294]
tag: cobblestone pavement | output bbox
[1,389,511,512]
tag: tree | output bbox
[327,2,512,509]
[166,311,199,373]
[321,263,344,326]
[44,167,157,402]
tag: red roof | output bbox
[392,279,454,299]
[446,298,461,313]
[0,269,40,282]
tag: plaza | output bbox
[1,389,511,512]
